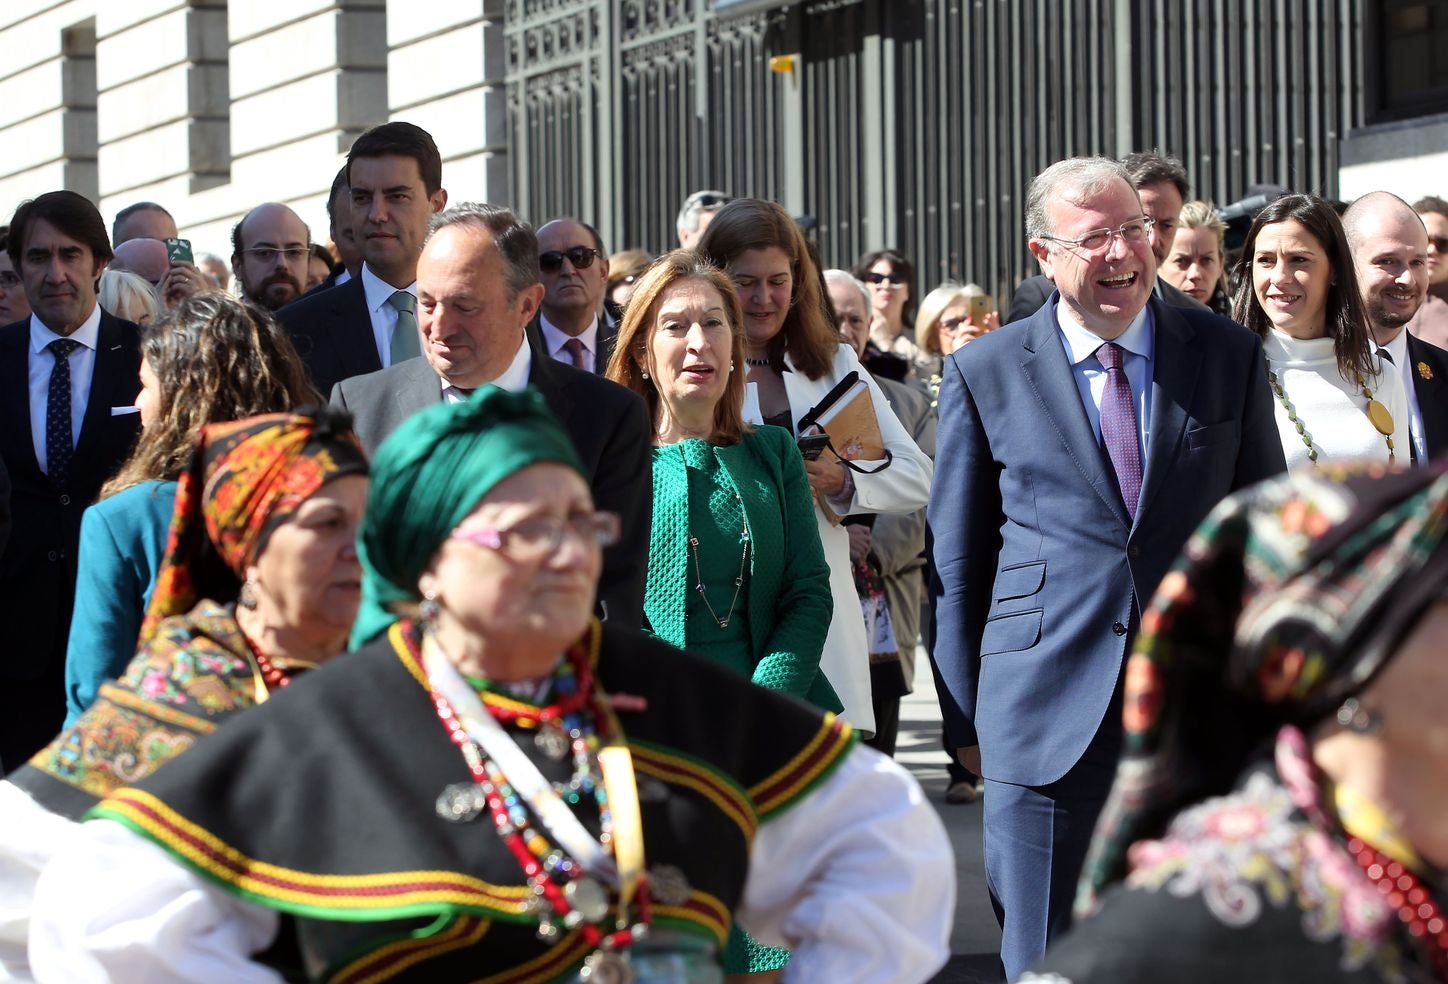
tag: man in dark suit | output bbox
[332,203,650,627]
[1345,191,1448,463]
[1006,152,1211,325]
[0,191,142,771]
[534,218,618,373]
[928,157,1285,980]
[277,123,447,395]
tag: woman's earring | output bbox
[239,573,259,611]
[641,368,650,379]
[730,361,736,371]
[419,589,440,627]
[1336,697,1383,735]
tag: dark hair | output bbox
[103,292,321,498]
[606,251,750,445]
[111,202,173,246]
[1122,151,1190,200]
[428,202,540,300]
[346,121,442,195]
[1231,193,1375,383]
[10,191,113,268]
[1414,195,1448,219]
[311,242,337,268]
[326,165,349,228]
[697,199,840,380]
[852,248,918,327]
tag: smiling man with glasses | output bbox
[535,218,615,374]
[230,203,311,312]
[928,156,1285,979]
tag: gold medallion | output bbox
[1366,399,1395,437]
[1420,361,1435,381]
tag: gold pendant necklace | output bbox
[1267,368,1396,465]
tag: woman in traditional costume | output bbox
[697,200,933,742]
[31,388,954,984]
[1,408,369,982]
[64,291,319,721]
[1233,193,1408,468]
[1026,461,1448,983]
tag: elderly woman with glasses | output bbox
[1028,460,1448,983]
[32,388,953,984]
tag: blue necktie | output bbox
[46,338,82,485]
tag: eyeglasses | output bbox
[450,512,621,562]
[0,272,18,289]
[539,247,600,273]
[1039,217,1155,254]
[1430,236,1448,253]
[864,271,906,285]
[241,246,310,263]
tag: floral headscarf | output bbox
[138,407,369,645]
[1077,460,1448,915]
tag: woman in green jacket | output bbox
[606,250,838,716]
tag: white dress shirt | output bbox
[539,313,599,373]
[29,304,102,475]
[359,264,416,368]
[1055,303,1155,460]
[1381,330,1427,464]
[440,333,533,404]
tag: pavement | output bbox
[894,652,1001,984]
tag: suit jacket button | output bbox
[1127,544,1139,558]
[47,550,58,562]
[1112,621,1127,636]
[59,494,70,506]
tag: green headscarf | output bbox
[351,386,586,647]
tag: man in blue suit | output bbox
[928,157,1286,981]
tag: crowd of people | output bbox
[0,116,1444,983]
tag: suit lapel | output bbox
[73,313,127,465]
[1017,307,1130,528]
[392,358,445,423]
[331,280,382,379]
[525,329,575,420]
[1407,334,1448,459]
[1136,301,1199,527]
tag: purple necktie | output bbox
[562,337,587,370]
[1096,342,1142,519]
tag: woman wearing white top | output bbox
[698,200,933,741]
[1232,193,1409,469]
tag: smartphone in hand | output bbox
[164,238,193,265]
[797,433,831,460]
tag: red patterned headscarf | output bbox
[139,408,369,645]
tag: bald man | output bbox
[231,204,311,311]
[108,238,169,287]
[1344,191,1448,463]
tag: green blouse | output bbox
[645,426,839,712]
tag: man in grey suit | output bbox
[1007,152,1210,324]
[331,203,651,626]
[929,157,1285,980]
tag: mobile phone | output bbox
[797,433,832,460]
[968,292,994,326]
[164,238,193,265]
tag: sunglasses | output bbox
[1431,237,1448,253]
[864,271,907,285]
[539,247,600,273]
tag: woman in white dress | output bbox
[1232,193,1408,468]
[697,200,934,741]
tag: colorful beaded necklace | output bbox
[412,627,652,951]
[1345,837,1448,980]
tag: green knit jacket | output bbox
[644,425,842,713]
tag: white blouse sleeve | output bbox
[30,818,282,984]
[832,346,935,517]
[736,744,955,983]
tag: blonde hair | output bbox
[914,282,986,355]
[1176,200,1230,301]
[98,268,161,325]
[605,250,750,446]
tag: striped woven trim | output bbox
[748,714,856,818]
[329,915,491,984]
[96,682,218,733]
[472,930,592,984]
[653,889,732,946]
[95,789,536,920]
[628,741,757,844]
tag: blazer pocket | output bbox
[980,609,1043,656]
[1187,419,1240,449]
[994,560,1045,601]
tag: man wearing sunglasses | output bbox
[1006,152,1209,325]
[534,218,615,374]
[1406,195,1448,349]
[928,156,1284,980]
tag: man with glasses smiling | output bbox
[230,203,311,312]
[534,218,616,374]
[928,156,1284,980]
